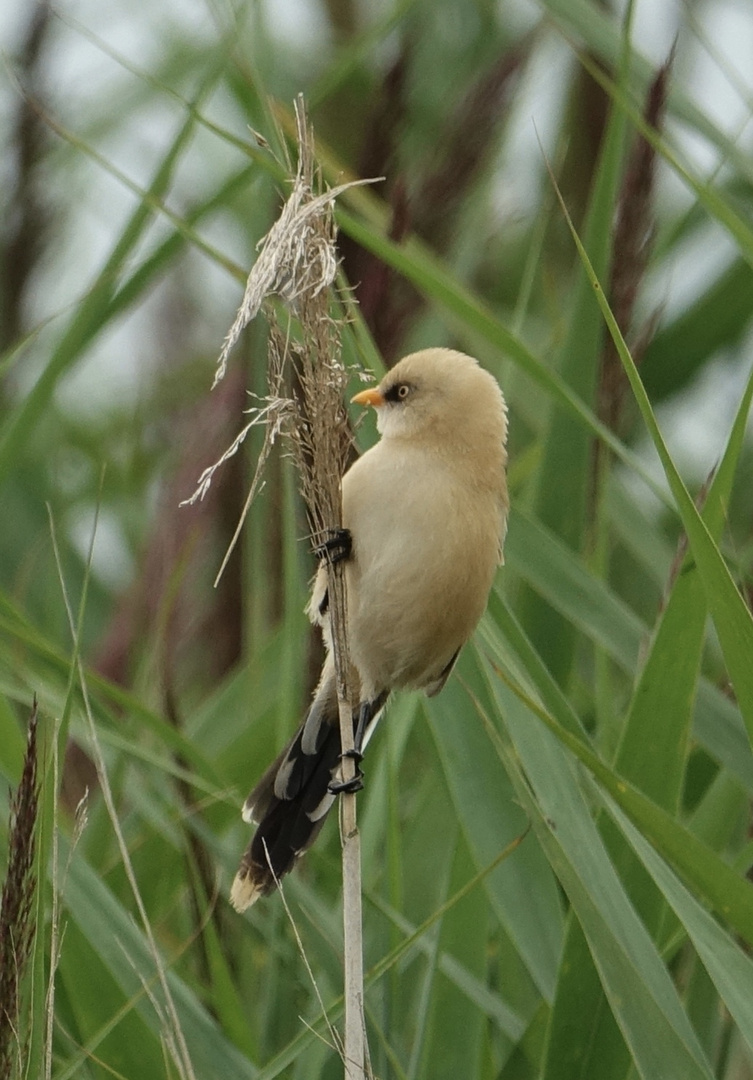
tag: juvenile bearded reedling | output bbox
[231,348,509,910]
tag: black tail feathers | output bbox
[230,689,388,911]
[230,718,342,910]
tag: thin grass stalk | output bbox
[48,510,197,1080]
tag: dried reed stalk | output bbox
[599,51,673,432]
[188,95,376,1080]
[0,700,39,1080]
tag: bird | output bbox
[230,347,509,911]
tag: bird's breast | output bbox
[341,445,501,696]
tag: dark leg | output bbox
[352,701,372,757]
[313,527,352,566]
[327,694,388,795]
[327,704,367,794]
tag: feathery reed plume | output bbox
[0,699,40,1080]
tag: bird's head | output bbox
[352,348,507,450]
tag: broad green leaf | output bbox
[425,651,564,1003]
[491,517,753,792]
[56,919,167,1079]
[542,915,626,1080]
[505,507,644,673]
[365,889,528,1040]
[608,798,753,1056]
[418,839,487,1080]
[481,648,753,947]
[474,659,715,1080]
[247,836,530,1080]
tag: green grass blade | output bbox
[472,663,715,1080]
[482,656,753,946]
[642,258,753,402]
[416,839,487,1080]
[491,515,753,793]
[505,507,644,673]
[553,180,753,745]
[573,49,753,267]
[614,353,753,806]
[426,656,564,1003]
[365,889,527,1039]
[609,798,753,1056]
[541,0,753,191]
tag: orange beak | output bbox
[351,387,385,408]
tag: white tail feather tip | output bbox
[230,872,264,912]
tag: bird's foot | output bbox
[328,770,364,795]
[328,750,364,795]
[314,528,352,567]
[341,747,363,764]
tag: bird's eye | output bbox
[384,381,413,404]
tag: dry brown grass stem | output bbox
[188,95,377,1079]
[45,780,88,1080]
[0,700,39,1080]
[599,51,673,431]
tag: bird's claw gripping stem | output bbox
[328,757,364,795]
[314,527,352,566]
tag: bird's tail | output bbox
[230,679,343,911]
